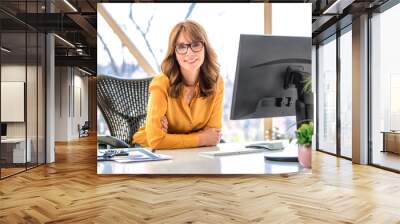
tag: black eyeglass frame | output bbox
[175,41,204,54]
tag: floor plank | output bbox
[0,135,400,223]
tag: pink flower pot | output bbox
[298,144,312,168]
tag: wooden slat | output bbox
[1,135,400,223]
[97,4,157,76]
[264,3,273,140]
[264,3,272,35]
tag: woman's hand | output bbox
[198,128,222,147]
[161,116,168,133]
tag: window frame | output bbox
[315,24,353,161]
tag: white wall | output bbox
[1,65,26,81]
[55,66,68,141]
[1,65,28,137]
[54,67,89,141]
[1,82,25,122]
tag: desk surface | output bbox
[1,138,27,143]
[97,141,304,175]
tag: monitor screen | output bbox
[230,34,311,121]
[1,123,7,137]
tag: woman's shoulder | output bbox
[150,73,170,91]
[151,73,170,85]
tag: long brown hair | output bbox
[161,20,220,98]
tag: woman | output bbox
[133,20,224,150]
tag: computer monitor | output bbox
[1,123,7,138]
[230,34,312,126]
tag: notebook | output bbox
[97,148,171,162]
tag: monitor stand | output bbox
[245,141,284,151]
[246,142,298,162]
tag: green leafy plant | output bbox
[302,75,312,94]
[296,122,314,147]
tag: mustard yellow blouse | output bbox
[133,73,224,149]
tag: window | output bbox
[339,28,352,158]
[317,36,337,154]
[271,3,312,140]
[371,2,400,171]
[316,25,353,159]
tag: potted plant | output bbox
[302,74,313,105]
[296,122,313,168]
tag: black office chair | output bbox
[78,121,90,138]
[97,75,153,148]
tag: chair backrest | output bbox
[82,121,90,130]
[97,75,153,146]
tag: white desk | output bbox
[97,141,304,175]
[1,138,31,163]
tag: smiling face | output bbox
[175,32,205,78]
[161,20,219,98]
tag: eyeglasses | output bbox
[175,41,204,54]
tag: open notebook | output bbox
[97,148,171,163]
[199,142,285,156]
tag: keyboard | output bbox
[200,148,268,156]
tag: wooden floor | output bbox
[1,167,26,178]
[1,163,44,178]
[1,135,400,223]
[372,150,400,171]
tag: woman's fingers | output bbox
[161,116,168,132]
[203,127,221,132]
[163,117,168,127]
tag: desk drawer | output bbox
[0,141,31,163]
[385,133,400,154]
[0,146,14,164]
